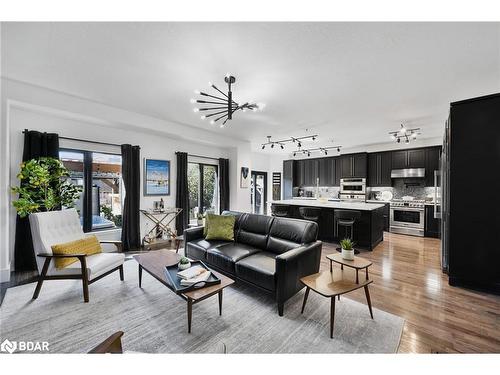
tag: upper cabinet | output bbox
[425,146,441,187]
[368,152,392,187]
[286,146,441,189]
[391,148,425,169]
[283,160,294,199]
[340,153,367,178]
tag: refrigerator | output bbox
[440,93,500,294]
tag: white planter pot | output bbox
[178,261,191,270]
[341,248,355,260]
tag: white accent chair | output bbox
[29,208,125,302]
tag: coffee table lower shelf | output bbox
[133,250,234,333]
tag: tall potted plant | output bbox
[11,157,82,217]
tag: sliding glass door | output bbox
[251,171,267,215]
[188,162,219,222]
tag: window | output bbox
[60,149,122,232]
[188,162,219,222]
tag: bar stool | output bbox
[334,209,361,254]
[299,207,321,223]
[271,204,289,217]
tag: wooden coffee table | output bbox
[133,250,234,333]
[300,268,373,338]
[326,253,373,284]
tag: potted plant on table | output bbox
[340,238,355,260]
[178,256,191,271]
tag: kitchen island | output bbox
[271,199,385,250]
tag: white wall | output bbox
[0,78,249,280]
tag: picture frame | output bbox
[240,166,250,188]
[144,158,170,196]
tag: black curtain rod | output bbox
[176,151,221,161]
[22,130,124,148]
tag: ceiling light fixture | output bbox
[261,134,318,150]
[291,145,342,157]
[192,74,263,127]
[389,124,420,144]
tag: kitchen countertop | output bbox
[271,199,385,211]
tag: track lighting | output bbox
[293,152,296,157]
[324,150,328,155]
[337,147,341,153]
[262,145,265,150]
[308,152,311,157]
[260,134,318,151]
[389,124,420,144]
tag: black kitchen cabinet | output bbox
[303,159,319,186]
[317,157,336,186]
[368,152,392,187]
[283,160,294,199]
[334,157,342,185]
[425,205,440,238]
[340,153,367,178]
[408,149,426,168]
[294,159,305,186]
[391,148,425,169]
[425,146,441,187]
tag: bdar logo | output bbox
[1,339,17,354]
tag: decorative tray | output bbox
[163,260,221,294]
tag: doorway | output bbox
[251,171,268,215]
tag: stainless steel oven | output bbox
[340,178,366,195]
[390,200,425,237]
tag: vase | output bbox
[178,261,191,270]
[341,248,355,260]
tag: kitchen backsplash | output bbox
[296,180,436,201]
[369,179,436,201]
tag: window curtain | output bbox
[175,152,189,235]
[14,130,60,271]
[121,144,141,251]
[219,158,230,212]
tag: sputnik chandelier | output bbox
[191,73,264,128]
[389,124,421,144]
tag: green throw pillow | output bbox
[203,214,211,237]
[205,214,235,241]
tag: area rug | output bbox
[0,258,404,353]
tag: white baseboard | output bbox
[0,263,11,283]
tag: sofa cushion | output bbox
[205,214,235,241]
[236,213,274,250]
[186,239,230,260]
[206,243,260,273]
[235,251,276,291]
[266,217,318,254]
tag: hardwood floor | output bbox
[2,233,499,353]
[321,232,500,353]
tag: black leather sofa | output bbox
[184,211,322,316]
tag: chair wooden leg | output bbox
[119,265,124,281]
[187,298,193,333]
[32,258,50,300]
[79,256,89,303]
[364,285,374,319]
[138,265,143,288]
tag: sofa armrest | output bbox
[99,240,123,252]
[275,241,322,307]
[183,226,204,243]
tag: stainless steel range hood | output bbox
[391,168,425,178]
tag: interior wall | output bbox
[1,78,241,278]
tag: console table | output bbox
[140,208,182,250]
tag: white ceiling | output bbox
[2,22,499,153]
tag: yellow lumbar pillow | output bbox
[51,235,102,269]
